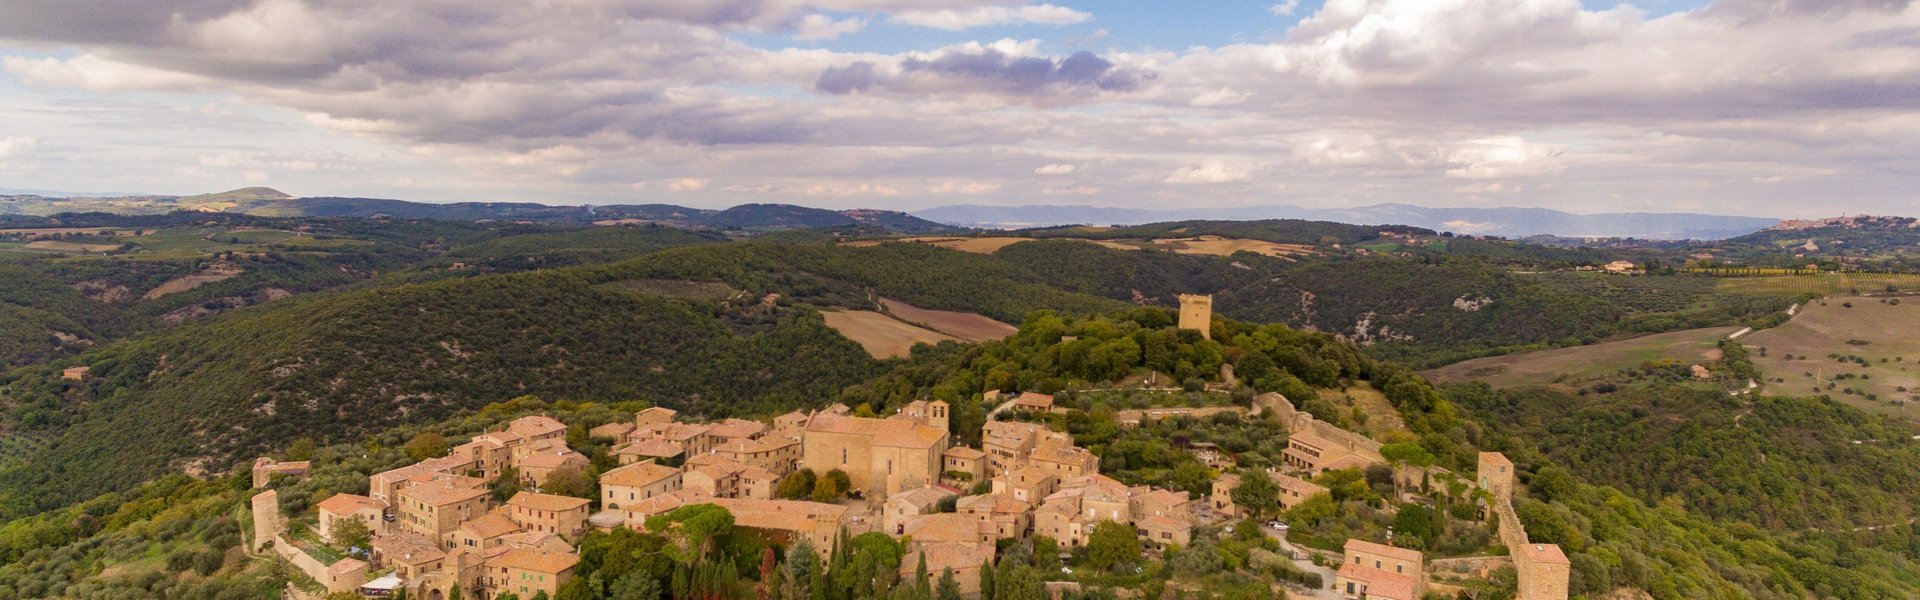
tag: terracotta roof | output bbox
[902,513,987,543]
[956,493,1029,514]
[943,446,985,460]
[601,461,682,488]
[1519,543,1570,565]
[400,478,490,507]
[509,491,591,513]
[327,557,368,576]
[707,418,767,440]
[808,412,945,448]
[474,430,523,446]
[1137,514,1191,532]
[374,532,445,565]
[1274,473,1329,496]
[614,438,686,458]
[590,422,636,438]
[1137,488,1189,508]
[1478,451,1512,467]
[508,416,567,439]
[887,486,953,510]
[519,447,588,470]
[636,407,678,421]
[1336,563,1418,600]
[317,493,383,516]
[1344,539,1425,564]
[460,512,523,539]
[491,547,580,574]
[1014,392,1054,408]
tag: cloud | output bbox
[794,14,866,41]
[1270,1,1302,16]
[816,43,1152,96]
[928,180,1001,194]
[1042,184,1101,195]
[890,4,1092,31]
[1189,87,1250,107]
[1444,137,1566,179]
[666,178,711,191]
[0,136,37,158]
[1165,161,1254,184]
[1034,163,1078,174]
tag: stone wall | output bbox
[1480,453,1569,600]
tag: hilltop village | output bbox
[246,301,1572,600]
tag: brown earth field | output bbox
[1742,296,1920,421]
[1422,326,1739,390]
[879,298,1018,342]
[142,264,245,300]
[820,310,960,359]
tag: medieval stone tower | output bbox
[929,400,950,433]
[250,489,280,552]
[1177,294,1213,339]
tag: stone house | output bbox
[801,406,950,498]
[599,460,684,513]
[316,492,385,541]
[506,491,591,542]
[1334,539,1425,600]
[396,475,494,543]
[883,485,957,535]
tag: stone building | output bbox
[317,492,385,541]
[1334,539,1424,600]
[1211,471,1330,519]
[600,460,684,513]
[506,492,591,542]
[1178,294,1213,339]
[801,404,950,498]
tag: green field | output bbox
[1423,326,1738,390]
[1743,296,1920,421]
[1714,272,1920,296]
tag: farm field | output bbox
[842,234,1314,258]
[1150,235,1317,258]
[142,264,245,299]
[1742,296,1920,421]
[1713,272,1920,296]
[1423,326,1738,389]
[820,309,959,359]
[879,297,1017,342]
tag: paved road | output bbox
[1262,526,1342,600]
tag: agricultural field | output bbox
[878,297,1017,341]
[1148,235,1317,258]
[1423,326,1738,390]
[820,309,959,359]
[1742,296,1920,420]
[842,234,1314,258]
[1712,272,1920,296]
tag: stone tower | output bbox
[1477,452,1514,499]
[250,489,280,552]
[929,400,950,434]
[1177,294,1213,339]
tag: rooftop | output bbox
[316,493,383,516]
[1336,563,1418,600]
[601,461,682,488]
[614,438,686,458]
[1519,543,1570,565]
[1344,539,1425,564]
[509,491,591,513]
[492,547,580,574]
[507,415,568,439]
[460,512,523,539]
[399,477,490,507]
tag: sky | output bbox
[0,0,1915,218]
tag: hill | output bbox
[918,203,1778,239]
[0,271,885,517]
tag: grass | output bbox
[1422,326,1738,390]
[219,229,301,244]
[1742,296,1920,421]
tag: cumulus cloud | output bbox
[816,42,1152,96]
[890,4,1092,30]
[0,0,1916,215]
[1165,161,1255,184]
[1270,1,1302,16]
[0,136,37,158]
[794,14,866,41]
[1034,163,1078,174]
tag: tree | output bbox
[813,469,851,503]
[1085,521,1139,572]
[781,540,818,600]
[1228,471,1279,519]
[936,568,961,600]
[492,466,523,502]
[286,438,317,462]
[645,503,736,564]
[978,559,995,600]
[405,432,449,462]
[1031,536,1060,573]
[779,469,818,500]
[330,516,371,552]
[543,465,597,499]
[610,572,662,600]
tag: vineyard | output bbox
[1711,272,1920,296]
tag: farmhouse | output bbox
[1334,539,1426,600]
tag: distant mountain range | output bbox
[913,203,1782,240]
[0,188,961,234]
